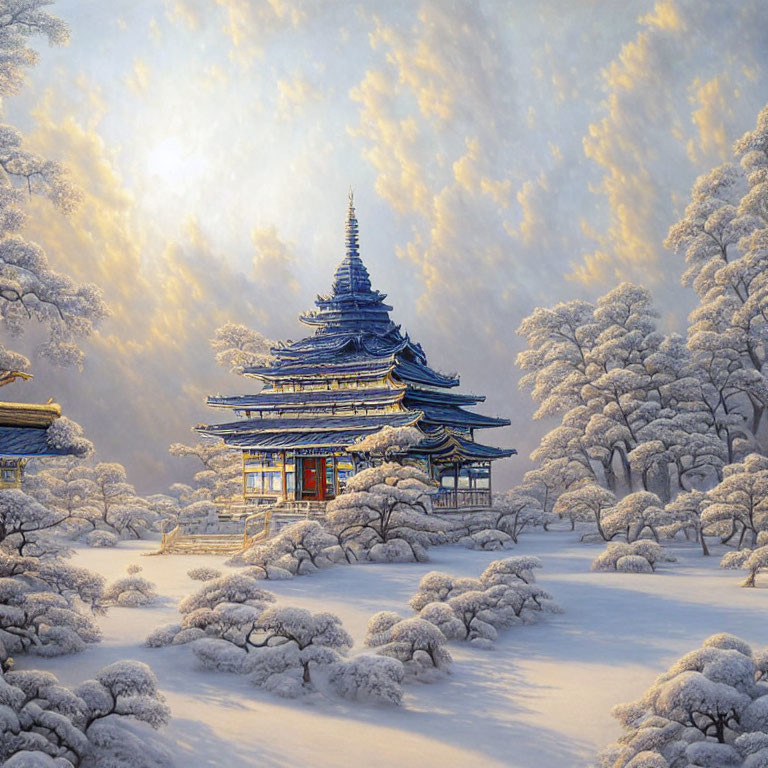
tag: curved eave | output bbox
[414,432,516,462]
[207,387,405,411]
[243,359,396,381]
[419,405,511,430]
[394,359,459,389]
[196,410,423,438]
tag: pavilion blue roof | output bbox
[403,388,484,407]
[416,432,517,461]
[419,404,510,429]
[244,358,394,380]
[199,411,421,438]
[0,426,73,457]
[207,388,404,411]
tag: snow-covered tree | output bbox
[364,612,452,681]
[666,104,768,461]
[348,425,424,463]
[602,491,670,542]
[0,488,70,556]
[518,285,724,507]
[406,557,559,648]
[235,520,347,577]
[490,488,553,541]
[663,489,713,555]
[29,461,153,541]
[0,659,172,768]
[168,439,242,505]
[701,454,768,549]
[724,545,768,588]
[553,483,617,540]
[211,322,274,374]
[591,540,676,573]
[325,462,439,562]
[0,0,108,376]
[596,633,768,768]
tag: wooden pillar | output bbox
[241,451,247,500]
[453,463,459,509]
[281,450,287,502]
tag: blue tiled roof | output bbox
[208,388,404,410]
[417,432,517,460]
[403,388,484,406]
[198,410,422,437]
[244,359,395,380]
[218,428,385,450]
[419,404,510,429]
[0,426,73,457]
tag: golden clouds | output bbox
[125,58,150,94]
[575,0,768,289]
[276,74,323,120]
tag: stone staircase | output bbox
[162,533,245,556]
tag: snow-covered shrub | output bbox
[187,566,222,582]
[192,606,353,698]
[85,529,117,548]
[325,462,440,563]
[364,612,452,681]
[0,659,172,767]
[721,549,753,569]
[147,574,356,698]
[407,557,558,648]
[104,570,157,607]
[234,520,346,576]
[591,541,676,573]
[458,528,512,551]
[145,624,184,648]
[595,633,768,768]
[615,555,653,574]
[127,564,142,575]
[328,654,405,705]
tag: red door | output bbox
[302,458,326,500]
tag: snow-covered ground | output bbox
[16,531,768,768]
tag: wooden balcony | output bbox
[432,489,492,510]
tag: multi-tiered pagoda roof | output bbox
[198,195,514,465]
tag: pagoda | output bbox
[198,194,515,510]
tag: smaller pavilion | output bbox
[0,373,82,487]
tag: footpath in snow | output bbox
[17,531,768,768]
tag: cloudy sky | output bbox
[5,0,768,493]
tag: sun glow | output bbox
[146,135,203,186]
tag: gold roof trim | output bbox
[0,401,61,428]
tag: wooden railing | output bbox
[432,489,492,510]
[242,508,274,549]
[160,523,181,551]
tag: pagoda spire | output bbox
[345,187,359,260]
